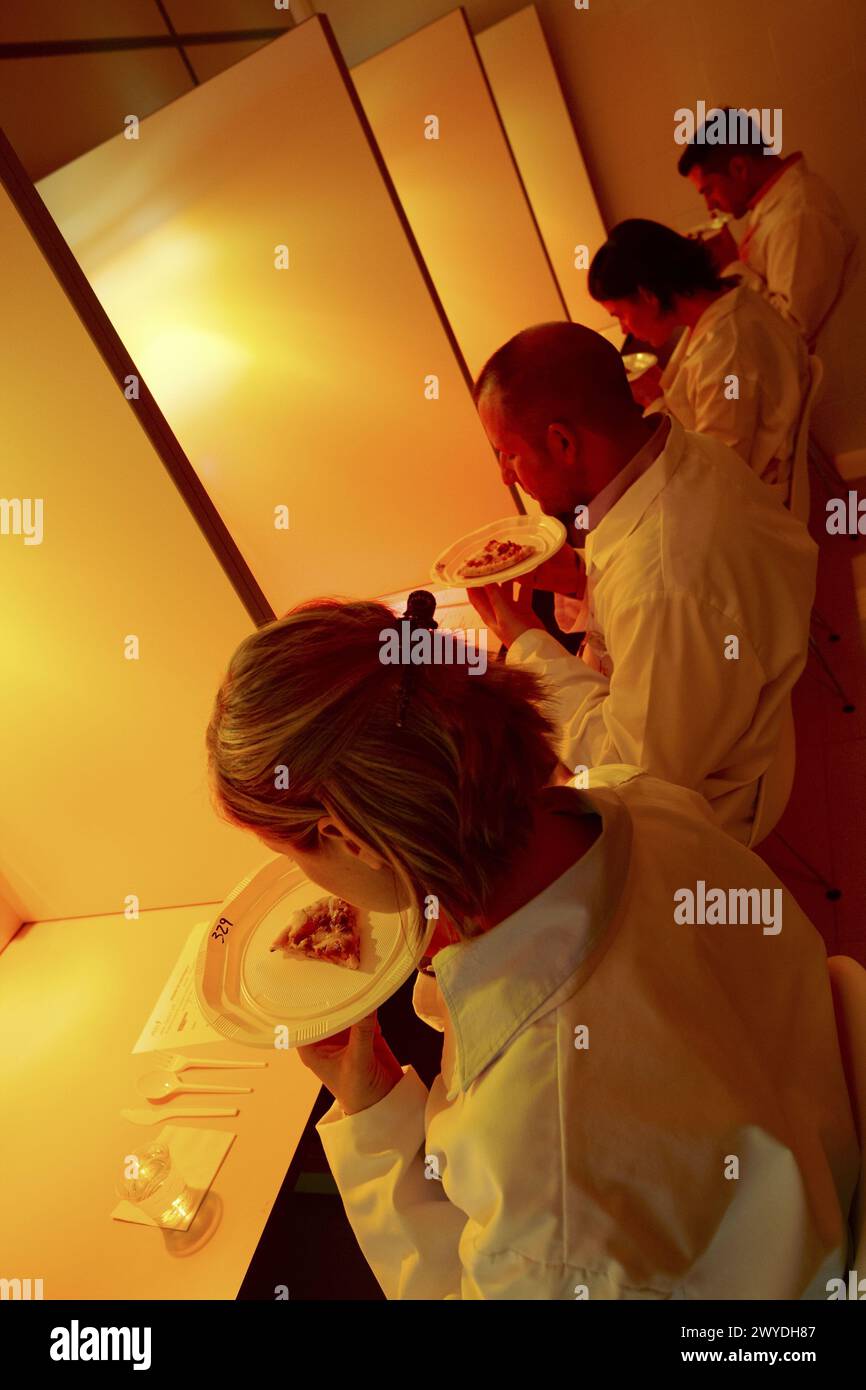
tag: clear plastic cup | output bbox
[117,1141,195,1228]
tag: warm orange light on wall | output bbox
[39,21,510,617]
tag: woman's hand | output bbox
[468,579,543,649]
[297,1011,404,1116]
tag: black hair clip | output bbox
[396,590,438,728]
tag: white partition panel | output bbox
[38,17,509,614]
[477,4,613,335]
[352,8,568,378]
[0,175,268,923]
[0,891,20,958]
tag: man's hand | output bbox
[468,579,543,649]
[297,1011,403,1116]
[630,363,663,407]
[701,222,739,272]
[527,545,586,597]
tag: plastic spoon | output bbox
[136,1069,253,1104]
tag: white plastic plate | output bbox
[195,857,432,1048]
[622,351,658,381]
[431,513,566,588]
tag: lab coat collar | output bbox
[586,415,670,532]
[429,778,635,1098]
[747,151,805,215]
[585,415,687,571]
[681,284,742,359]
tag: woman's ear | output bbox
[316,814,386,870]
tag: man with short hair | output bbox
[469,322,816,846]
[677,107,858,346]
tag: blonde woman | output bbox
[206,597,857,1300]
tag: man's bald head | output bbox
[472,322,649,516]
[473,322,639,447]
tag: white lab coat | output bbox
[732,155,859,346]
[317,771,858,1299]
[523,418,816,844]
[653,283,808,498]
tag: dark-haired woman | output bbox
[590,218,808,501]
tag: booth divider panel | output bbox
[352,8,568,380]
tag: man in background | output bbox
[677,107,858,347]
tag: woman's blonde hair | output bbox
[206,599,559,943]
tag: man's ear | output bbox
[728,155,751,187]
[316,814,386,869]
[546,420,578,462]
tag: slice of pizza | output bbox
[270,895,361,969]
[457,537,538,580]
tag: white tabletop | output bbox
[0,904,321,1299]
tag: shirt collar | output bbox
[682,284,740,358]
[585,414,671,532]
[747,150,804,212]
[585,414,686,569]
[429,778,636,1097]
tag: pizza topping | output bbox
[270,895,361,969]
[457,537,537,579]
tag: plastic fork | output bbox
[137,1070,252,1103]
[154,1050,267,1072]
